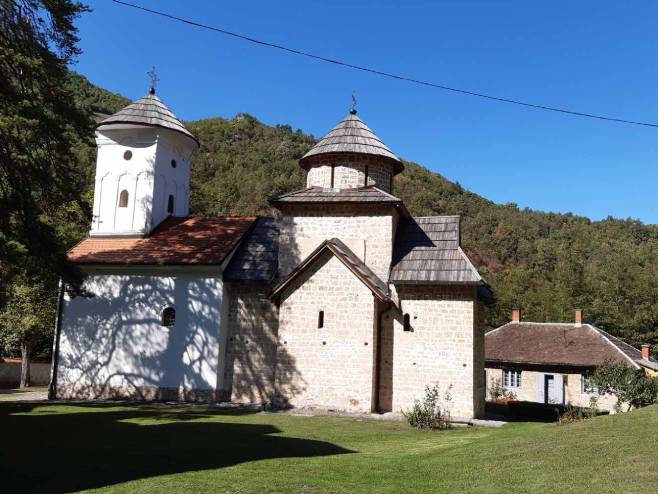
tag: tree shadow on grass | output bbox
[0,403,353,494]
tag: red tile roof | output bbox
[485,322,640,369]
[68,216,256,266]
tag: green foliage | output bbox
[0,277,57,358]
[591,361,658,411]
[403,384,453,430]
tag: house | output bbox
[485,308,658,412]
[51,86,493,419]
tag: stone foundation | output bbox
[55,384,216,402]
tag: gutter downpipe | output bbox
[47,279,65,400]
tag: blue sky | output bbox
[76,1,658,223]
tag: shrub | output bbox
[591,361,658,412]
[558,398,599,424]
[487,377,517,403]
[403,384,453,430]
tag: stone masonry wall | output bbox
[222,283,279,404]
[277,204,398,283]
[390,285,483,419]
[304,154,394,193]
[276,252,376,412]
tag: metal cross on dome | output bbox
[147,66,159,94]
[351,91,357,114]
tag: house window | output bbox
[582,373,599,395]
[123,150,132,160]
[167,194,175,214]
[403,313,412,332]
[118,190,129,208]
[503,370,522,388]
[318,310,324,328]
[171,159,177,168]
[161,307,175,327]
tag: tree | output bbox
[0,279,57,386]
[0,0,90,286]
[0,0,89,383]
[590,361,658,412]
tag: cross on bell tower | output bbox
[147,66,159,95]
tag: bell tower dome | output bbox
[89,89,199,237]
[300,110,403,193]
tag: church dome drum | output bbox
[300,110,403,193]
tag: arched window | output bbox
[403,313,412,332]
[167,194,175,214]
[118,190,129,208]
[318,310,324,329]
[162,307,175,327]
[171,159,177,168]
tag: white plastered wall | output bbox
[57,267,225,396]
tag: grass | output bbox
[2,402,658,493]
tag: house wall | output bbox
[389,285,484,419]
[277,204,398,282]
[0,361,51,388]
[304,154,395,193]
[276,252,377,412]
[56,268,224,400]
[485,368,620,413]
[222,282,279,404]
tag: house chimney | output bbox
[574,309,583,327]
[642,344,650,361]
[512,308,521,323]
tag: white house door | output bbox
[543,374,564,404]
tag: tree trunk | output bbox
[20,340,31,388]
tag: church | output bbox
[51,87,493,419]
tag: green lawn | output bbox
[2,401,657,494]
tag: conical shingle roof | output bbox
[97,91,198,146]
[301,111,403,173]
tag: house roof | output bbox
[270,238,390,302]
[68,216,255,266]
[224,217,280,282]
[270,186,403,206]
[300,111,403,174]
[96,91,198,146]
[390,216,490,292]
[485,322,651,369]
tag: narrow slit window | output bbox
[162,307,176,327]
[167,194,175,214]
[403,313,412,332]
[330,165,335,188]
[118,190,129,208]
[318,310,324,329]
[364,165,369,186]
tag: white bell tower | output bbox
[89,86,198,237]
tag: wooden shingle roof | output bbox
[301,112,403,173]
[67,217,254,266]
[390,216,488,286]
[271,186,403,206]
[97,91,198,145]
[270,238,390,302]
[224,217,280,282]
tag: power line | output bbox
[111,0,658,129]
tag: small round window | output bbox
[123,150,133,160]
[171,159,177,168]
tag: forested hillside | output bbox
[64,73,658,351]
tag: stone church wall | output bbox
[277,204,398,283]
[276,252,377,412]
[389,285,484,419]
[221,283,279,404]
